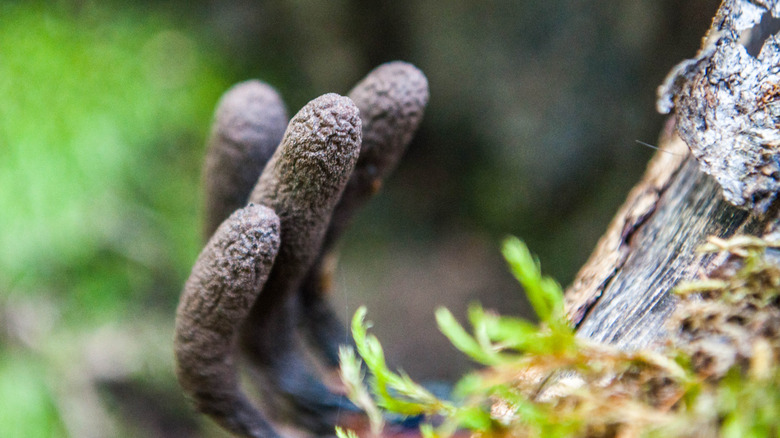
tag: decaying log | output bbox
[566,0,780,349]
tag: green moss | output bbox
[340,235,780,437]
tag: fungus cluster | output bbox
[174,62,429,437]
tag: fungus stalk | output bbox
[240,93,362,431]
[174,204,281,438]
[202,81,288,239]
[298,61,430,367]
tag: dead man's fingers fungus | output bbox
[245,92,361,316]
[174,204,281,438]
[240,93,362,429]
[336,60,430,238]
[177,63,429,437]
[203,80,288,239]
[299,61,430,367]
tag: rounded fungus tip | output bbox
[250,92,362,210]
[174,203,281,438]
[212,80,288,147]
[349,61,429,167]
[285,92,362,160]
[203,80,289,239]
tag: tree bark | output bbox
[565,0,780,349]
[565,126,776,349]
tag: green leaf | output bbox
[452,371,487,399]
[338,346,385,435]
[436,307,502,365]
[454,405,495,431]
[334,427,359,438]
[419,423,437,438]
[501,236,569,332]
[350,307,452,417]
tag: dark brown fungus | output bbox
[335,61,429,242]
[203,80,288,239]
[179,64,429,437]
[299,61,430,367]
[241,93,362,431]
[174,204,281,438]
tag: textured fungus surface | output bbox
[241,93,362,431]
[175,63,429,437]
[246,93,361,306]
[203,80,288,238]
[332,61,429,244]
[299,61,430,367]
[174,204,281,438]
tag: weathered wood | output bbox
[566,130,774,349]
[658,0,780,213]
[566,0,780,349]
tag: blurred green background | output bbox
[0,1,718,436]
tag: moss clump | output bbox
[339,235,780,437]
[672,235,780,379]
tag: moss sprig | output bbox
[340,235,780,437]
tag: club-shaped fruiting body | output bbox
[299,61,430,367]
[174,204,281,438]
[203,80,288,239]
[240,93,362,430]
[177,62,429,437]
[247,93,361,285]
[332,61,429,244]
